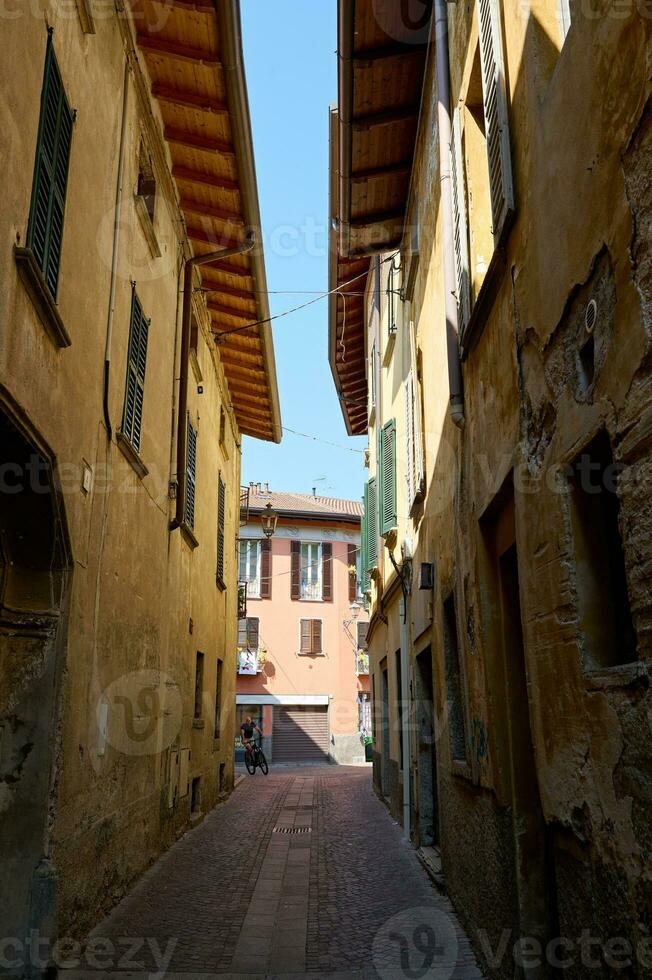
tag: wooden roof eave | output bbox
[328,106,369,437]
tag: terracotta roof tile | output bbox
[247,488,363,519]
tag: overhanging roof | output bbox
[336,0,431,258]
[329,0,431,435]
[129,0,281,443]
[328,107,370,436]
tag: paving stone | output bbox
[82,767,483,977]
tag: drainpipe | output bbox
[434,0,465,427]
[170,233,255,531]
[103,56,130,440]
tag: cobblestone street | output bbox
[72,766,482,979]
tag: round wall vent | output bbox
[585,299,598,334]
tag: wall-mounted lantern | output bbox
[260,502,278,539]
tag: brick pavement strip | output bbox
[66,766,483,979]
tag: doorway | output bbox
[415,646,439,846]
[0,398,71,955]
[482,487,556,974]
[381,665,390,799]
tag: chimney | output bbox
[264,482,270,493]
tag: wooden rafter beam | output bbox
[136,35,220,65]
[180,197,244,225]
[207,300,254,321]
[352,106,418,132]
[151,82,228,115]
[150,0,215,11]
[351,160,413,183]
[349,209,405,229]
[165,127,235,156]
[187,226,247,249]
[200,280,256,303]
[172,165,239,192]
[353,41,428,64]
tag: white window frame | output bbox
[238,539,261,599]
[300,541,322,601]
[557,0,571,43]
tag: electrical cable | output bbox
[282,426,364,454]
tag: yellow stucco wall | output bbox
[0,14,245,939]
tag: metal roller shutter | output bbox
[273,705,329,762]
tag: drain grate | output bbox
[273,826,312,835]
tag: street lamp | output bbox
[348,601,361,622]
[260,501,278,539]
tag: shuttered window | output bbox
[322,542,333,602]
[217,475,226,584]
[379,419,397,536]
[239,539,261,597]
[291,540,301,600]
[122,291,150,454]
[367,477,378,570]
[476,0,514,245]
[299,619,323,655]
[185,419,197,529]
[406,324,425,508]
[451,107,472,336]
[237,617,259,650]
[357,621,368,652]
[260,538,272,599]
[348,543,358,602]
[28,35,74,301]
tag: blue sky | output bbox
[239,0,366,503]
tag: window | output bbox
[137,139,156,224]
[291,541,332,601]
[185,419,197,529]
[405,324,425,509]
[348,543,358,602]
[121,291,150,454]
[443,593,468,763]
[380,419,397,536]
[217,475,226,586]
[451,0,514,334]
[239,540,261,598]
[357,621,368,652]
[219,405,226,448]
[237,617,259,651]
[28,36,74,300]
[214,659,223,738]
[194,651,204,720]
[191,776,201,814]
[300,619,323,655]
[301,543,321,599]
[568,431,635,670]
[369,342,377,422]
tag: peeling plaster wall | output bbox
[365,1,652,976]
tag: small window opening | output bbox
[138,141,156,224]
[191,776,201,814]
[568,431,635,670]
[194,651,204,720]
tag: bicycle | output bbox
[244,735,269,775]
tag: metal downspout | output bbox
[434,0,465,426]
[103,56,130,440]
[170,234,255,531]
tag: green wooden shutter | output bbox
[477,0,514,244]
[122,291,149,453]
[28,36,74,300]
[380,419,397,535]
[367,477,378,570]
[185,419,197,528]
[217,475,226,583]
[361,485,369,590]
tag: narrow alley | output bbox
[69,767,481,978]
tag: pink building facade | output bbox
[236,487,371,765]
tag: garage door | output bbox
[273,705,329,762]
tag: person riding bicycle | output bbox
[240,716,262,759]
